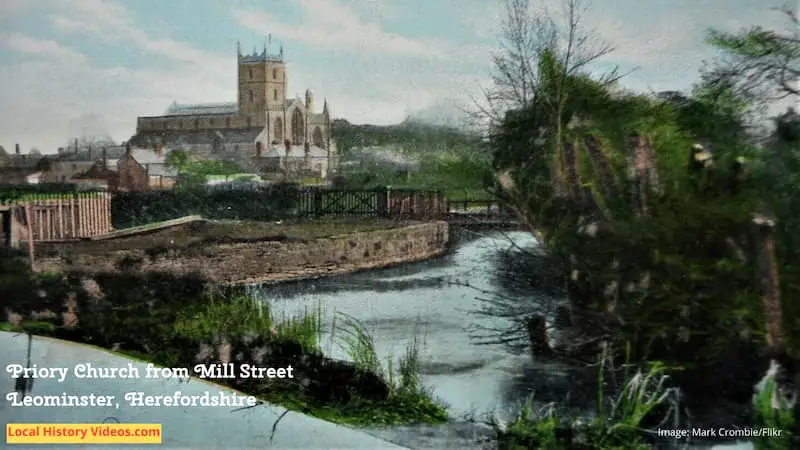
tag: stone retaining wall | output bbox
[34,221,450,285]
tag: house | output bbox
[251,141,333,179]
[72,159,119,190]
[71,145,178,191]
[46,146,129,183]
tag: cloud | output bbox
[232,0,464,59]
[0,33,87,63]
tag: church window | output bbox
[273,68,277,79]
[273,89,278,101]
[249,90,254,102]
[249,68,253,79]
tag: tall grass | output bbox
[494,343,678,449]
[753,377,795,450]
[173,292,323,352]
[333,311,448,424]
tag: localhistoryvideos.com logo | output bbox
[6,423,162,444]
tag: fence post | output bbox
[24,203,35,270]
[70,192,77,239]
[386,186,392,219]
[313,188,323,218]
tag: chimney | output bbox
[15,143,20,155]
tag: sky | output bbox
[0,0,794,153]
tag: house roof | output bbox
[73,160,117,180]
[129,148,168,165]
[55,146,128,162]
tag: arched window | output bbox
[194,118,199,128]
[313,127,324,148]
[248,68,253,79]
[247,117,252,127]
[273,89,277,101]
[226,117,231,127]
[249,90,254,102]
[272,68,277,79]
[273,117,283,141]
[179,120,183,129]
[291,109,303,144]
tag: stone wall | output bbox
[34,221,450,285]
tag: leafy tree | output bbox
[165,150,190,173]
[705,5,799,103]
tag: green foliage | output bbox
[331,115,492,198]
[332,118,479,154]
[488,10,800,403]
[752,378,796,449]
[110,183,301,228]
[174,294,323,353]
[0,186,104,204]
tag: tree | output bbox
[705,4,799,103]
[166,150,190,174]
[63,135,117,151]
[476,0,626,242]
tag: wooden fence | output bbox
[0,193,113,242]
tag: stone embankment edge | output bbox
[34,221,451,286]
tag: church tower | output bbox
[237,39,287,127]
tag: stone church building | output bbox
[130,42,332,168]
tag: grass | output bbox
[173,292,323,353]
[3,281,446,428]
[753,376,796,450]
[331,312,448,425]
[494,344,678,449]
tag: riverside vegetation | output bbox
[0,248,447,427]
[472,0,799,448]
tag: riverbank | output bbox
[1,248,449,427]
[32,218,450,285]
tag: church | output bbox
[130,40,332,163]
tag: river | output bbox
[254,230,754,450]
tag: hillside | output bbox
[331,118,481,154]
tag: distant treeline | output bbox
[331,118,481,153]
